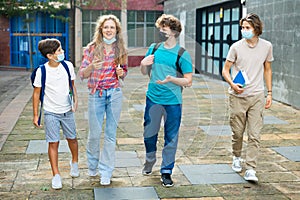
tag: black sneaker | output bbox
[160,173,174,187]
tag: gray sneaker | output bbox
[142,159,156,175]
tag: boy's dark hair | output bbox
[38,38,61,58]
[240,13,263,36]
[155,14,182,38]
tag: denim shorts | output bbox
[44,110,77,142]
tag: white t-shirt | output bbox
[226,38,273,97]
[33,61,76,113]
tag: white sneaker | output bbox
[70,161,80,177]
[232,156,242,172]
[244,169,258,182]
[88,169,98,177]
[100,177,111,186]
[52,174,62,189]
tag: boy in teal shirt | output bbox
[140,14,193,187]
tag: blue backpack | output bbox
[31,61,73,125]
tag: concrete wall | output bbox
[244,0,300,109]
[163,0,300,109]
[163,0,231,65]
[75,8,82,68]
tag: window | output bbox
[195,1,241,79]
[82,10,121,47]
[127,10,163,47]
[81,10,162,48]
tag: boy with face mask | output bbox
[32,38,79,189]
[222,13,273,182]
[140,14,193,187]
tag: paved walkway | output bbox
[0,67,299,200]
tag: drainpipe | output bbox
[26,13,33,71]
[70,0,75,65]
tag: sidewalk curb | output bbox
[0,83,32,151]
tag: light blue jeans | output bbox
[86,88,123,179]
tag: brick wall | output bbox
[82,0,163,11]
[0,16,10,66]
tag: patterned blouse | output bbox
[79,44,127,95]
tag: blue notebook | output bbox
[233,70,249,88]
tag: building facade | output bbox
[0,0,163,69]
[80,0,163,67]
[161,0,300,109]
[2,0,298,108]
[0,9,72,70]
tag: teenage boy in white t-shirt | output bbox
[32,38,79,189]
[222,13,273,182]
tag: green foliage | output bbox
[0,0,70,20]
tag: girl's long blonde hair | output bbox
[86,14,127,66]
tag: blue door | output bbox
[10,11,69,70]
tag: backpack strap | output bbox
[61,61,74,95]
[147,42,162,77]
[38,64,46,125]
[61,61,75,110]
[176,47,186,92]
[176,47,185,78]
[151,42,162,54]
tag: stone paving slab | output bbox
[199,115,289,136]
[94,187,159,200]
[26,140,142,167]
[0,83,32,151]
[199,125,231,136]
[213,183,287,199]
[115,151,142,167]
[179,164,246,184]
[155,185,221,199]
[132,104,145,112]
[202,94,227,99]
[26,140,70,154]
[0,67,300,199]
[264,115,288,125]
[191,85,208,89]
[271,146,300,161]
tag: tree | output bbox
[0,0,70,20]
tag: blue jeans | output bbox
[143,96,182,174]
[86,88,123,179]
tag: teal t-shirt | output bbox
[145,43,193,105]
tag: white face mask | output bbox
[103,37,116,45]
[241,30,254,39]
[54,53,65,62]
